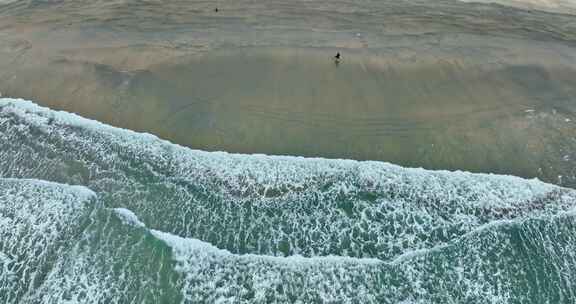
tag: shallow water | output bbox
[1,0,576,186]
[129,49,576,180]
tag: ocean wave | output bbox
[0,176,574,303]
[1,98,576,302]
[146,202,576,303]
[113,207,147,228]
[0,178,96,303]
[1,97,574,262]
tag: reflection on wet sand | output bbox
[121,50,576,184]
[1,0,576,186]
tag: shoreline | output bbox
[0,0,575,187]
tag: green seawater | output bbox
[1,99,576,303]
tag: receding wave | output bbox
[1,98,576,303]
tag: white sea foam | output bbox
[1,96,574,264]
[151,229,382,265]
[1,177,96,201]
[0,251,14,281]
[0,97,557,188]
[113,208,146,228]
[150,229,390,303]
[0,178,96,303]
[0,98,161,142]
[148,213,576,303]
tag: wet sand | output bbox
[1,0,576,186]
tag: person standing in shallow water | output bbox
[334,52,341,65]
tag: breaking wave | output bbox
[1,98,576,303]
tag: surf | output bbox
[1,98,576,303]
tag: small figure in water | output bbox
[334,52,341,65]
[214,7,219,12]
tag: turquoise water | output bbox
[1,98,576,303]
